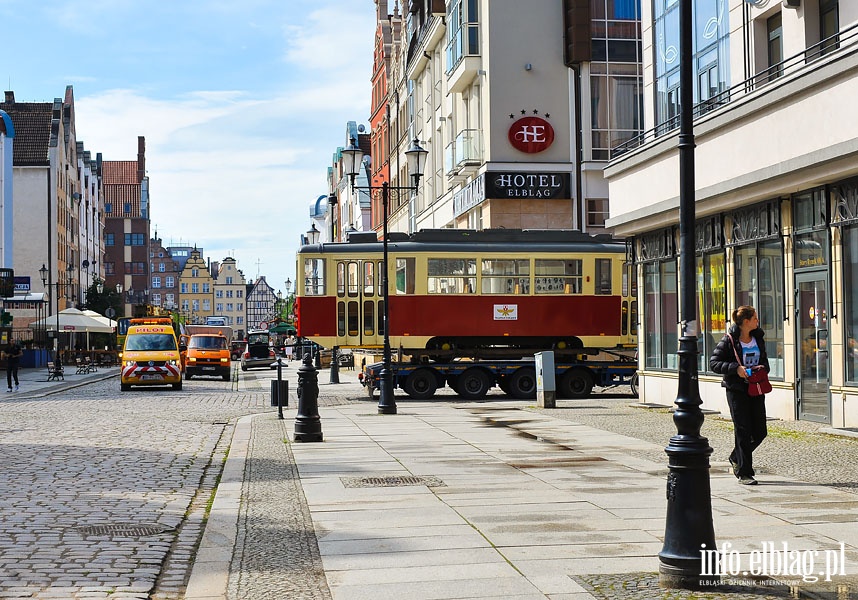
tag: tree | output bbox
[83,278,125,318]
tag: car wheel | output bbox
[241,364,248,371]
[121,383,131,391]
[172,381,183,391]
[185,371,193,380]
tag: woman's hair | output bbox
[732,305,757,326]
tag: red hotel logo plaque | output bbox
[508,116,554,153]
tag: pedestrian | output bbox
[4,339,23,392]
[710,305,770,485]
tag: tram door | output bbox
[336,260,382,347]
[795,273,831,422]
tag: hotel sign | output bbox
[486,172,571,199]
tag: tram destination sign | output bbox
[486,171,571,200]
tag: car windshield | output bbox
[125,334,177,351]
[189,336,227,349]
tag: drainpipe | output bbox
[570,65,585,231]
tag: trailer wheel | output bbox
[456,368,493,399]
[507,367,537,399]
[559,368,593,399]
[403,368,438,399]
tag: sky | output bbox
[2,0,377,296]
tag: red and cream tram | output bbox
[295,229,637,357]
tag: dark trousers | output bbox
[726,389,767,477]
[7,364,19,388]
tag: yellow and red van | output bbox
[120,324,184,391]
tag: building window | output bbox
[181,300,189,311]
[105,203,112,214]
[446,0,479,73]
[202,283,210,293]
[192,283,199,293]
[587,198,610,228]
[734,241,785,379]
[237,316,244,325]
[653,0,729,130]
[192,268,199,277]
[105,233,114,246]
[696,251,726,373]
[216,290,223,298]
[166,293,174,306]
[192,300,200,311]
[152,293,161,306]
[124,233,145,246]
[125,262,145,274]
[226,290,233,298]
[181,283,188,293]
[152,277,161,288]
[820,0,840,55]
[203,300,211,311]
[226,276,233,284]
[643,259,677,370]
[237,303,243,311]
[767,12,783,81]
[226,303,234,311]
[159,263,166,272]
[105,262,115,275]
[165,276,174,288]
[843,224,858,383]
[124,203,132,214]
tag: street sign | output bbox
[259,321,268,329]
[105,307,116,318]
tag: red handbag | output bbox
[731,339,772,397]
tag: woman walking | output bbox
[710,305,770,485]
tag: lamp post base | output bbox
[377,366,397,414]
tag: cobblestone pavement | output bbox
[0,373,268,600]
[527,386,858,494]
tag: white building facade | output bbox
[605,0,858,425]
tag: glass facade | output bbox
[590,0,643,160]
[652,0,729,129]
[696,251,726,373]
[643,259,677,370]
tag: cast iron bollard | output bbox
[313,346,322,369]
[329,345,340,384]
[295,353,323,442]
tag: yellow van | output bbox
[120,324,184,391]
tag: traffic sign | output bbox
[105,307,116,318]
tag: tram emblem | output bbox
[494,304,518,320]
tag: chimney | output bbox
[4,91,14,103]
[137,136,146,183]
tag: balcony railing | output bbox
[446,24,480,74]
[611,22,858,160]
[445,129,483,175]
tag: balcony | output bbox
[445,129,483,177]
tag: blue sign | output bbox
[14,276,31,292]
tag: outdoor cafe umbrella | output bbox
[29,308,115,352]
[82,309,117,329]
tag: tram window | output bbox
[378,300,385,335]
[631,300,638,336]
[337,302,346,337]
[363,301,374,335]
[428,258,476,294]
[481,259,530,294]
[595,259,612,294]
[347,301,359,336]
[337,263,346,297]
[347,262,359,297]
[304,258,325,296]
[395,258,415,294]
[622,301,629,336]
[534,259,582,294]
[364,262,375,296]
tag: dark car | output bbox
[241,331,276,370]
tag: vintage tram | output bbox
[295,229,637,359]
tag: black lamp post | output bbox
[658,0,717,589]
[328,192,338,242]
[39,263,74,361]
[341,136,428,414]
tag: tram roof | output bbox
[298,228,625,255]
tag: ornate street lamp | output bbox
[342,136,428,414]
[658,0,717,589]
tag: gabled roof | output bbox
[0,101,53,166]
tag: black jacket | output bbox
[709,325,770,391]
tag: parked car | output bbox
[185,334,231,381]
[241,331,276,370]
[230,340,248,361]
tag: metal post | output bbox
[658,0,717,589]
[276,357,286,419]
[294,353,323,442]
[329,345,340,384]
[378,182,397,414]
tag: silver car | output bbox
[240,331,276,370]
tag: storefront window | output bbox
[843,226,858,383]
[643,259,677,369]
[734,240,785,378]
[696,252,726,373]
